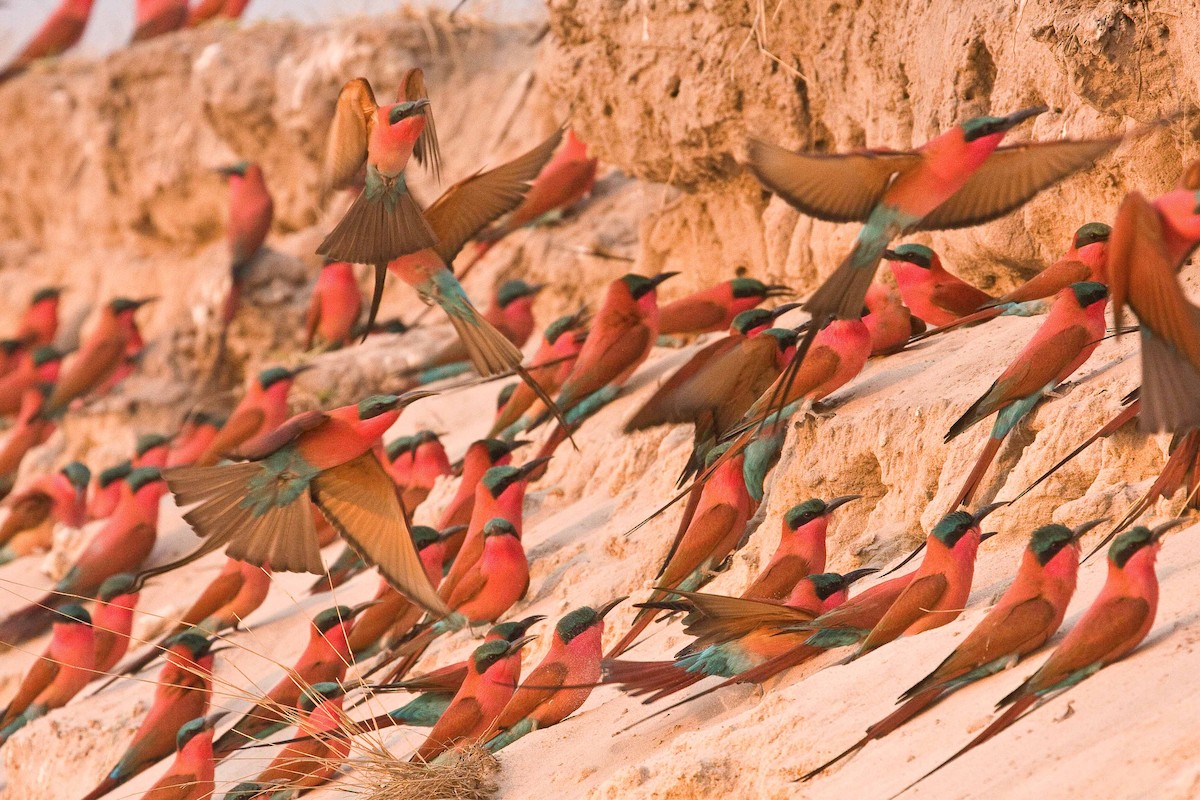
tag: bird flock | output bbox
[0,2,1198,799]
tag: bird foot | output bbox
[1045,381,1075,400]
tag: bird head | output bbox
[496,280,546,308]
[759,327,801,352]
[555,598,625,644]
[1068,281,1108,309]
[175,713,224,751]
[357,391,434,419]
[125,467,163,494]
[471,636,531,674]
[930,502,1001,548]
[731,308,774,335]
[543,310,588,343]
[388,98,430,125]
[411,525,442,551]
[1110,518,1190,567]
[165,629,214,660]
[1073,222,1111,249]
[215,161,251,178]
[97,460,132,488]
[385,434,416,462]
[482,517,518,539]
[808,569,876,600]
[30,346,63,367]
[31,286,63,304]
[487,614,546,643]
[960,106,1046,142]
[97,573,139,602]
[313,605,363,633]
[225,783,267,800]
[258,364,310,390]
[785,495,861,530]
[299,681,345,713]
[620,272,678,300]
[55,604,91,626]
[495,383,518,411]
[61,461,91,491]
[108,296,156,315]
[135,433,174,457]
[883,244,935,269]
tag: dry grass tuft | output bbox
[353,743,500,800]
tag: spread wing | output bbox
[623,337,742,431]
[311,452,449,617]
[746,139,920,223]
[426,128,564,265]
[672,588,817,647]
[917,137,1121,231]
[399,68,442,184]
[323,78,377,191]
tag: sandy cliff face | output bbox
[0,4,1196,800]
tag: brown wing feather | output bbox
[232,411,329,462]
[1022,596,1150,696]
[311,452,449,617]
[624,338,741,431]
[324,78,377,191]
[672,589,816,646]
[48,338,125,409]
[427,129,564,265]
[0,658,57,726]
[492,661,569,731]
[746,139,920,223]
[859,573,948,651]
[741,554,811,600]
[917,137,1121,231]
[657,502,740,585]
[399,68,442,184]
[0,491,52,546]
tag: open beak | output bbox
[1071,517,1109,541]
[972,502,1007,524]
[517,456,553,479]
[825,494,862,513]
[649,271,680,288]
[597,596,627,619]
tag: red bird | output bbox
[132,0,189,43]
[14,287,62,347]
[657,277,791,337]
[45,297,154,415]
[304,261,362,350]
[490,310,589,438]
[91,574,141,676]
[886,244,994,326]
[139,714,222,800]
[214,162,274,359]
[0,461,89,565]
[195,365,306,467]
[0,0,94,82]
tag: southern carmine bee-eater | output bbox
[607,443,756,657]
[15,286,62,347]
[80,631,215,800]
[317,71,441,332]
[0,386,57,500]
[410,636,532,763]
[139,713,223,800]
[439,517,530,632]
[747,108,1120,365]
[462,128,600,279]
[304,260,362,351]
[0,461,89,565]
[849,505,1001,660]
[900,521,1185,795]
[884,244,994,327]
[133,433,174,469]
[137,392,448,618]
[945,281,1109,509]
[390,430,451,511]
[800,518,1104,780]
[436,439,524,540]
[44,297,155,416]
[604,570,873,707]
[0,345,65,417]
[91,573,140,676]
[489,310,589,438]
[0,604,94,746]
[212,602,373,759]
[914,222,1112,342]
[0,0,94,83]
[498,272,677,440]
[245,681,351,795]
[88,461,131,521]
[195,364,308,467]
[483,601,621,752]
[131,0,188,43]
[742,495,860,600]
[0,467,166,648]
[484,279,545,349]
[377,133,569,426]
[213,161,273,365]
[656,277,792,337]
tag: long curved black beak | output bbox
[517,456,553,479]
[598,596,627,619]
[998,105,1048,131]
[825,494,862,513]
[1152,517,1192,541]
[972,502,1007,524]
[650,272,680,288]
[842,567,878,585]
[1071,517,1109,541]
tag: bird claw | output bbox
[1045,381,1075,400]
